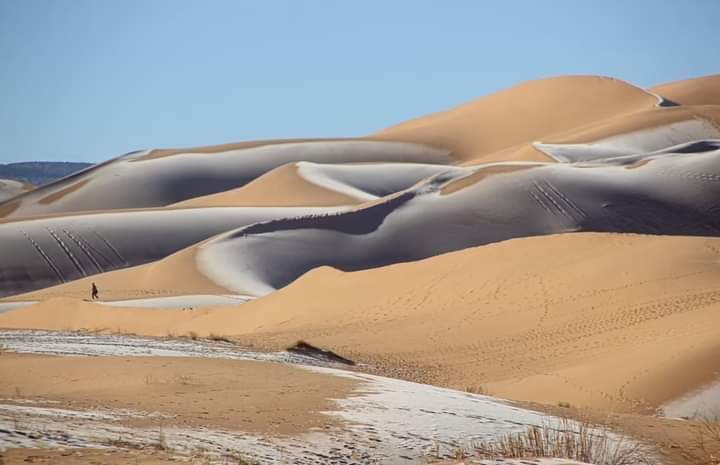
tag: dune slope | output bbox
[374,75,661,162]
[651,75,720,106]
[172,161,462,208]
[194,146,720,296]
[0,206,345,298]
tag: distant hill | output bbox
[0,161,93,187]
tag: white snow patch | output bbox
[0,302,37,314]
[97,294,253,309]
[534,119,720,162]
[660,378,720,419]
[295,161,462,201]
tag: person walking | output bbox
[91,282,99,300]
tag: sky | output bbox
[1,0,719,163]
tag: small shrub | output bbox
[465,385,487,395]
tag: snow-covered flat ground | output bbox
[0,330,642,464]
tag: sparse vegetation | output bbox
[681,413,720,465]
[472,417,651,465]
[464,385,487,395]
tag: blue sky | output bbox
[1,0,718,163]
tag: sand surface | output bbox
[0,353,354,434]
[651,74,720,106]
[3,232,720,415]
[374,75,661,162]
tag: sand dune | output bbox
[172,161,462,208]
[0,179,32,203]
[7,140,717,300]
[192,146,720,296]
[0,206,346,298]
[374,75,661,162]
[449,105,720,167]
[535,119,720,162]
[651,74,720,106]
[0,141,448,220]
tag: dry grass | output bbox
[464,385,488,395]
[681,414,720,465]
[472,417,651,465]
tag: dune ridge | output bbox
[374,75,661,162]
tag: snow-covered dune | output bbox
[293,161,464,202]
[0,141,449,220]
[196,145,720,295]
[0,206,346,297]
[535,118,720,162]
[173,161,463,207]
